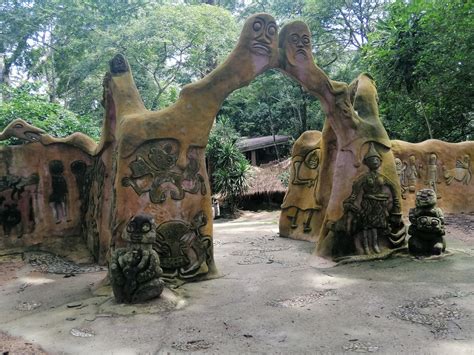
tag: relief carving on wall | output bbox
[154,211,212,280]
[0,173,39,236]
[122,139,206,204]
[444,154,472,185]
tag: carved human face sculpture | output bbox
[304,148,320,169]
[279,21,311,67]
[241,13,278,57]
[395,157,403,171]
[365,156,381,171]
[415,188,437,208]
[124,214,156,244]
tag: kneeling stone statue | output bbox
[110,214,164,303]
[408,189,446,256]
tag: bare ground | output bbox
[0,211,473,354]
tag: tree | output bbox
[0,83,100,144]
[363,0,474,142]
[220,70,325,141]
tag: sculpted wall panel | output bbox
[0,142,93,249]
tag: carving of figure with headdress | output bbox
[342,143,403,255]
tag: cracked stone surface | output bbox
[25,251,105,274]
[0,211,473,354]
[392,291,473,339]
[267,290,336,308]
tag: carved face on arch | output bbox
[241,13,278,57]
[279,21,312,67]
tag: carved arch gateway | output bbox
[0,14,406,271]
[2,13,471,273]
[0,13,280,280]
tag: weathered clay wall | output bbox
[0,142,93,249]
[392,139,474,215]
[280,137,474,244]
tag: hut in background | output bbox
[240,159,290,210]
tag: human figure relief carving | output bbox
[425,153,442,198]
[283,148,321,232]
[394,157,408,199]
[405,154,420,193]
[443,154,472,185]
[0,173,39,236]
[48,160,69,224]
[343,144,403,255]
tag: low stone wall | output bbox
[280,137,474,243]
[392,139,474,215]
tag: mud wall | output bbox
[0,143,93,250]
[392,139,474,215]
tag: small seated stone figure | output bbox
[408,188,446,256]
[110,214,164,303]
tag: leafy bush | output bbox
[206,117,250,213]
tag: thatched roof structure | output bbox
[244,158,290,197]
[236,135,289,152]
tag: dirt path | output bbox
[0,211,473,354]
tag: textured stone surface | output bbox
[278,21,404,258]
[0,13,280,282]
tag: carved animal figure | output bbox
[408,189,446,256]
[110,214,164,303]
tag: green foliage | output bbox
[0,84,101,144]
[3,0,471,148]
[363,0,474,142]
[220,70,324,140]
[206,117,250,212]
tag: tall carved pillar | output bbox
[278,21,406,259]
[102,14,279,280]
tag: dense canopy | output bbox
[1,0,472,143]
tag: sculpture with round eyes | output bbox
[279,21,311,67]
[248,15,277,57]
[278,20,404,259]
[110,214,164,303]
[408,188,446,256]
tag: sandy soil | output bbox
[0,211,473,354]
